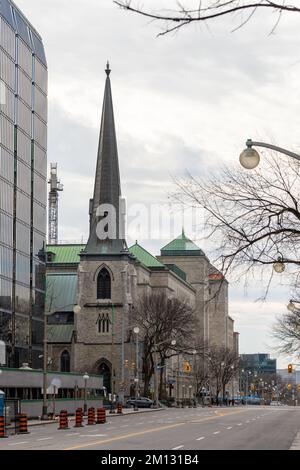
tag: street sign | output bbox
[43,378,62,395]
[167,378,176,385]
[46,385,59,395]
[51,378,62,389]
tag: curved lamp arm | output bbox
[246,139,300,162]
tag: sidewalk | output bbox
[6,406,165,429]
[290,430,300,450]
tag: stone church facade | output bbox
[46,65,239,399]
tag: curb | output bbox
[290,430,300,450]
[6,407,166,430]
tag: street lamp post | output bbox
[41,303,81,420]
[133,327,140,411]
[42,308,49,420]
[231,365,235,403]
[192,349,197,403]
[182,384,186,407]
[176,353,180,408]
[83,372,89,415]
[153,339,176,408]
[245,371,251,406]
[188,385,192,407]
[201,387,206,407]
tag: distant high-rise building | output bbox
[0,0,47,368]
[240,353,277,375]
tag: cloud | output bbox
[15,0,300,363]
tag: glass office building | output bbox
[0,0,47,368]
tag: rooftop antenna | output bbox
[48,163,64,245]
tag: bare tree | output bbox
[208,346,239,403]
[132,290,196,397]
[174,152,300,295]
[193,356,210,400]
[273,304,300,355]
[114,1,300,36]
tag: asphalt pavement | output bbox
[1,405,300,451]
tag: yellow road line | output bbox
[64,408,248,451]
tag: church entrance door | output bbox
[99,362,111,394]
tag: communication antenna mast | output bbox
[48,163,64,245]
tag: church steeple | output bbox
[84,64,127,254]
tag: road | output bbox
[1,406,299,450]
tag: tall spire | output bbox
[84,64,127,254]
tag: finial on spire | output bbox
[105,61,111,76]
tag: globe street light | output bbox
[73,305,81,315]
[273,257,285,274]
[287,300,300,312]
[240,139,300,170]
[83,372,89,415]
[133,327,140,411]
[240,145,260,170]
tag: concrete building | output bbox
[45,65,238,399]
[0,0,47,368]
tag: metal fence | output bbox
[4,399,20,435]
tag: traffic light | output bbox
[124,359,129,368]
[287,383,292,390]
[288,364,293,374]
[184,362,192,373]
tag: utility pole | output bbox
[48,163,64,245]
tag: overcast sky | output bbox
[16,0,300,368]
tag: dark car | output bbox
[126,397,154,408]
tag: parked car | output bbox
[126,397,154,408]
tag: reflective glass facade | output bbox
[0,0,47,368]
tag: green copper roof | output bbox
[161,231,205,257]
[129,243,164,268]
[165,264,187,282]
[47,245,85,264]
[47,324,74,343]
[46,273,77,313]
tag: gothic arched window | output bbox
[60,350,70,372]
[97,313,111,334]
[97,268,111,300]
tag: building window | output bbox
[97,268,111,299]
[60,350,70,372]
[97,313,110,334]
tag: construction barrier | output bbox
[96,408,106,424]
[117,403,123,414]
[74,408,84,428]
[87,407,96,425]
[0,416,7,438]
[18,413,30,434]
[58,410,69,430]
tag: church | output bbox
[46,64,239,399]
